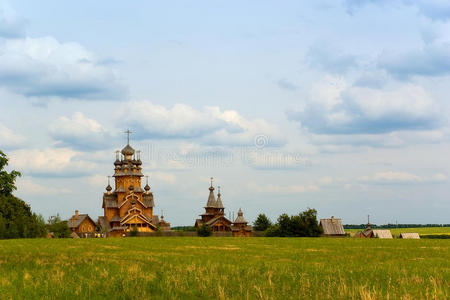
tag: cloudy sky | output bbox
[1,0,449,225]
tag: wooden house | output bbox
[68,210,97,237]
[320,216,345,236]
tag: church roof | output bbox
[110,215,121,222]
[104,199,118,208]
[121,144,135,156]
[205,215,232,226]
[216,187,224,209]
[205,185,216,208]
[233,208,247,224]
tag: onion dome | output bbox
[144,184,150,192]
[121,144,135,157]
[106,184,112,192]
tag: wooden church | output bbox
[194,179,233,232]
[99,132,168,237]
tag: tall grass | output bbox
[0,237,448,299]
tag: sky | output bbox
[0,0,449,226]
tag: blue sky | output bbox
[1,0,449,225]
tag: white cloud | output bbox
[149,172,177,185]
[359,171,447,184]
[0,122,25,149]
[288,77,443,143]
[9,148,96,177]
[0,36,125,99]
[49,112,111,150]
[248,182,319,195]
[119,101,284,147]
[16,177,71,196]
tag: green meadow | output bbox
[0,236,449,300]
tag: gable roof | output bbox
[400,232,420,239]
[354,229,374,238]
[205,215,232,226]
[68,214,96,229]
[373,229,393,239]
[320,218,345,235]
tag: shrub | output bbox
[47,215,71,238]
[129,226,139,237]
[197,224,212,237]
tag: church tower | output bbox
[101,131,158,237]
[194,178,232,232]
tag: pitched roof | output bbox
[205,215,232,226]
[68,214,95,229]
[110,215,121,222]
[320,217,345,235]
[205,186,216,207]
[216,191,224,209]
[104,199,118,208]
[400,232,420,239]
[373,229,393,239]
[233,208,247,224]
[354,229,374,238]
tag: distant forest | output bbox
[344,224,450,229]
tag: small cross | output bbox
[210,177,214,187]
[107,176,111,185]
[124,129,132,145]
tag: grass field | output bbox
[0,236,449,299]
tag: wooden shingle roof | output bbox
[320,217,345,235]
[373,230,393,239]
[400,232,420,239]
[68,214,95,229]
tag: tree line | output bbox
[0,150,70,239]
[253,208,323,237]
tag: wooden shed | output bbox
[320,216,345,236]
[399,232,420,239]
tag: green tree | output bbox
[0,150,21,196]
[253,214,272,231]
[197,224,212,237]
[47,214,70,238]
[265,208,323,237]
[0,150,47,239]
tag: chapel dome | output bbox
[121,144,135,156]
